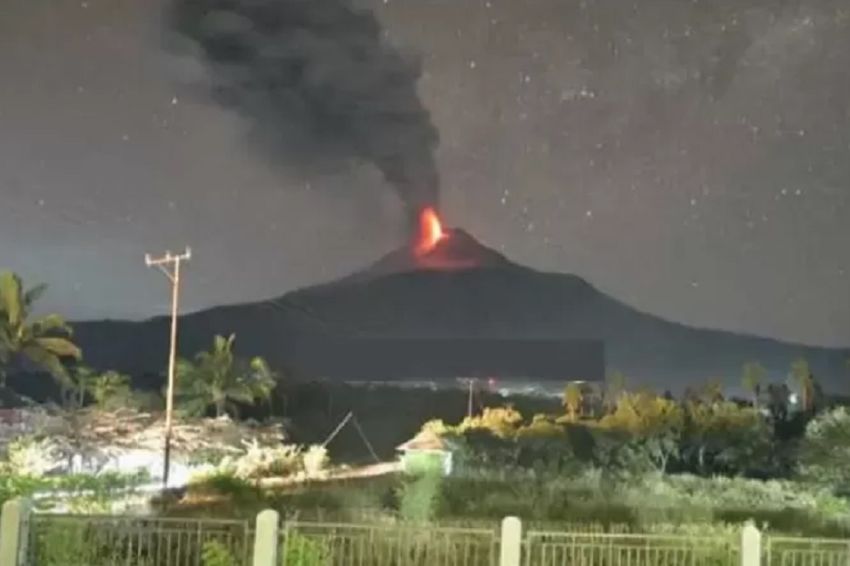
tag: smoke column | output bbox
[170,0,440,215]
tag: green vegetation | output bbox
[5,267,850,546]
[165,467,850,537]
[144,358,850,540]
[200,540,239,566]
[424,397,774,481]
[439,473,850,535]
[175,334,276,418]
[741,361,766,410]
[281,532,329,566]
[798,407,850,490]
[0,271,81,388]
[0,432,150,511]
[188,441,328,485]
[35,521,99,566]
[86,370,132,409]
[562,382,583,421]
[66,366,133,410]
[0,470,150,511]
[398,464,443,522]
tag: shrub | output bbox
[457,406,523,438]
[282,532,329,566]
[206,441,302,480]
[398,467,442,523]
[2,436,67,477]
[798,407,850,490]
[591,431,656,481]
[302,445,328,478]
[33,522,96,566]
[87,371,133,410]
[186,447,239,467]
[201,540,237,566]
[188,471,261,504]
[681,402,776,477]
[0,470,149,510]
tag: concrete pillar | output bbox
[0,498,31,566]
[741,520,761,566]
[500,516,522,566]
[252,509,280,566]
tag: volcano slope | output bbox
[72,227,849,392]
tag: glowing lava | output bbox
[415,207,445,256]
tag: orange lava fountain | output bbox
[415,206,445,256]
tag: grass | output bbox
[438,472,850,537]
[0,470,150,511]
[157,468,850,538]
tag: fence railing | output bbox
[763,536,850,566]
[25,513,251,566]
[524,531,740,566]
[6,499,850,566]
[280,520,499,566]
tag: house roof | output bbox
[396,430,449,452]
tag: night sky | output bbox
[1,0,848,348]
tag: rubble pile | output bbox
[67,408,286,455]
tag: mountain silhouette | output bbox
[72,228,849,392]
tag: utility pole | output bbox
[459,378,476,419]
[145,247,191,487]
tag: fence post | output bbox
[741,520,761,566]
[500,516,522,566]
[252,509,280,566]
[0,498,31,566]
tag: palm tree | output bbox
[791,358,814,412]
[604,370,627,413]
[175,334,276,418]
[88,370,131,409]
[0,271,81,388]
[692,379,724,405]
[741,361,766,409]
[562,382,583,421]
[67,365,96,409]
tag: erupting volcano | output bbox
[353,208,509,282]
[69,210,850,392]
[415,207,445,256]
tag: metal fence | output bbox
[26,513,252,566]
[523,530,740,566]
[19,511,850,566]
[764,536,850,566]
[280,520,499,566]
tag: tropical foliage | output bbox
[0,271,81,387]
[423,359,825,483]
[741,361,766,409]
[175,334,276,418]
[66,366,133,410]
[87,370,132,409]
[398,465,442,522]
[791,358,815,412]
[798,406,850,489]
[562,382,583,421]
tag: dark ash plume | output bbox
[170,0,440,212]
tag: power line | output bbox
[321,411,381,463]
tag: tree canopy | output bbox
[798,407,850,489]
[175,334,276,418]
[0,271,81,387]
